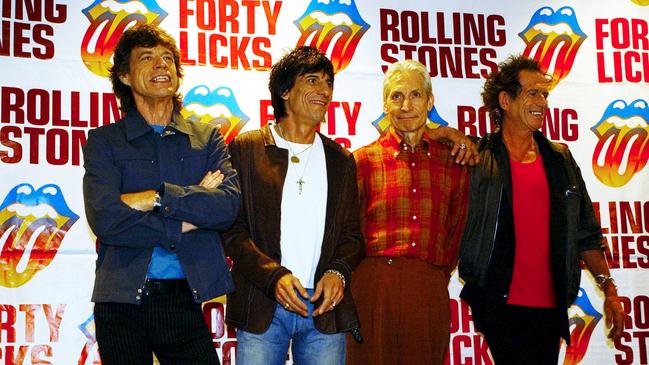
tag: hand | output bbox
[311,271,344,317]
[604,295,625,340]
[182,221,198,233]
[426,127,480,166]
[275,274,309,317]
[199,170,224,189]
[120,190,156,211]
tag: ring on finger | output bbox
[459,143,467,150]
[284,303,289,309]
[331,300,336,308]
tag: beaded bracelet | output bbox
[595,274,617,289]
[324,269,346,289]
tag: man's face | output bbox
[283,71,333,125]
[120,45,180,105]
[502,70,550,132]
[384,70,433,136]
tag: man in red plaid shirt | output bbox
[347,60,475,365]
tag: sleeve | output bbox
[353,149,367,240]
[83,128,178,249]
[566,150,605,252]
[446,164,471,272]
[323,153,366,286]
[158,127,241,231]
[221,136,291,298]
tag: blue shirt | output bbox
[147,124,185,279]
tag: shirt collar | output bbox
[124,107,193,141]
[380,126,431,154]
[169,112,195,136]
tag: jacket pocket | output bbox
[179,152,208,184]
[115,158,159,191]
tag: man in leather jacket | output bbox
[458,55,625,364]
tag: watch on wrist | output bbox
[152,191,162,212]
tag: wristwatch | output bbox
[152,191,162,212]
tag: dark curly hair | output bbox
[268,46,334,122]
[482,55,548,128]
[109,24,184,112]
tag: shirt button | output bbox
[412,188,417,193]
[170,245,176,251]
[137,289,142,293]
[164,206,171,213]
[411,162,416,167]
[393,152,398,157]
[136,295,141,300]
[411,242,416,247]
[387,258,393,265]
[412,215,417,220]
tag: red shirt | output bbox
[353,128,470,270]
[507,157,556,308]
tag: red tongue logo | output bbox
[519,6,587,90]
[591,99,649,188]
[592,126,649,187]
[80,0,168,77]
[181,85,250,144]
[294,0,370,74]
[0,184,79,288]
[563,289,602,364]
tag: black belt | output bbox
[144,279,190,295]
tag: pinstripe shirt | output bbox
[354,127,470,270]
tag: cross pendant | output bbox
[297,178,305,195]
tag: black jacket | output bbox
[458,131,603,340]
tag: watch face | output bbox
[153,192,162,210]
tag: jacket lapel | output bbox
[259,126,288,251]
[321,134,344,247]
[536,132,570,306]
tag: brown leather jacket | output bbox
[222,125,365,334]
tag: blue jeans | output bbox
[236,289,345,365]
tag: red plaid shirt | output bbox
[354,128,470,270]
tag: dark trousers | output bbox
[94,280,219,365]
[471,303,562,365]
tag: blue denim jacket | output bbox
[83,108,240,304]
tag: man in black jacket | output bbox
[459,55,625,364]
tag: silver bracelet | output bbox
[324,269,346,289]
[595,274,617,289]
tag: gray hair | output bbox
[382,60,433,102]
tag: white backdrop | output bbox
[1,1,648,364]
